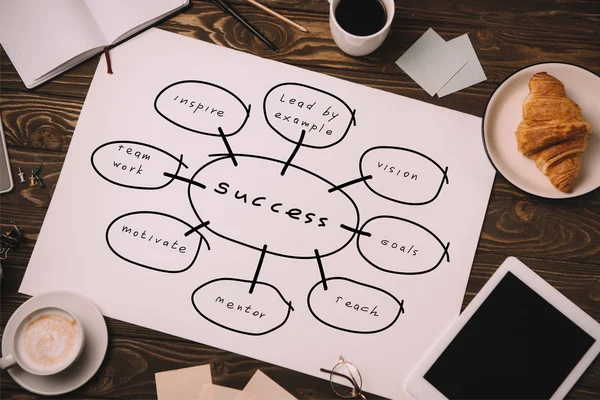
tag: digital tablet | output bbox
[405,257,600,400]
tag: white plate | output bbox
[2,291,108,396]
[482,63,600,198]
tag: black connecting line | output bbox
[340,224,371,237]
[163,172,206,189]
[314,249,328,290]
[249,244,268,294]
[184,221,212,251]
[328,175,372,193]
[281,129,305,176]
[218,127,238,167]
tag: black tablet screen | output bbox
[424,271,595,399]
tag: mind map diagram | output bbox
[90,80,451,336]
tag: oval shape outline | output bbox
[262,82,356,149]
[154,80,251,137]
[191,278,294,336]
[106,210,203,273]
[188,153,360,259]
[307,277,403,334]
[359,146,449,205]
[357,215,450,275]
[91,140,187,190]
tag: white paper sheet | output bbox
[437,34,487,97]
[241,370,296,400]
[395,28,467,96]
[20,28,495,399]
[155,364,212,400]
[199,384,247,400]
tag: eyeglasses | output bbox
[320,355,366,400]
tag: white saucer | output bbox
[2,291,108,396]
[482,63,600,198]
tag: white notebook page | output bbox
[0,0,106,86]
[85,0,187,45]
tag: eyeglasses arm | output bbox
[319,368,361,391]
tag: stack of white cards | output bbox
[396,28,487,97]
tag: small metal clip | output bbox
[0,222,24,260]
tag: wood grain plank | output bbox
[479,196,600,263]
[0,337,386,400]
[0,92,79,152]
[0,330,596,399]
[490,175,600,208]
[2,1,598,99]
[0,65,493,120]
[2,249,599,342]
[0,65,597,143]
[225,0,600,20]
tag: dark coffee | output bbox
[334,0,387,37]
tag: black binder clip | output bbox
[0,222,24,260]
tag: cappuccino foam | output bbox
[16,309,81,373]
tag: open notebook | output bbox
[0,0,189,89]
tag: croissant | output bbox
[515,72,593,192]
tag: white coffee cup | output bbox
[329,0,395,56]
[0,306,85,375]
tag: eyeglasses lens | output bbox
[331,361,362,398]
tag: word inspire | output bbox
[213,182,328,227]
[121,225,187,253]
[172,95,225,117]
[273,94,340,135]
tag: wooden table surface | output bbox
[1,0,599,398]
